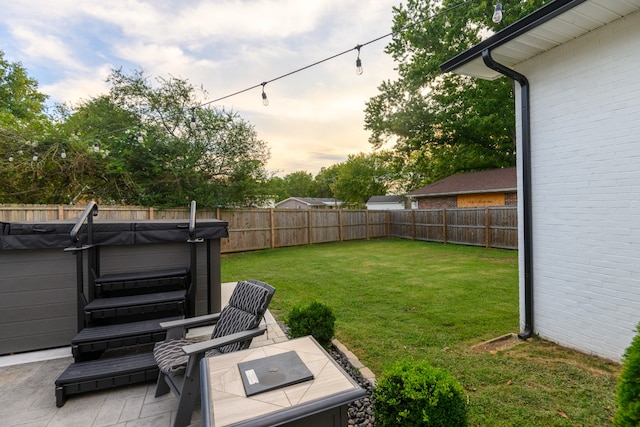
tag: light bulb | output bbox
[356,57,363,75]
[261,91,269,106]
[492,2,503,23]
[190,108,196,129]
[138,132,143,143]
[61,148,67,159]
[93,142,100,152]
[8,153,13,162]
[32,152,38,161]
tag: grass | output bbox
[221,238,620,426]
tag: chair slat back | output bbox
[212,280,275,353]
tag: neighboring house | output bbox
[441,0,640,361]
[275,197,342,210]
[408,168,516,209]
[366,195,409,210]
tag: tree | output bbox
[282,171,315,198]
[334,152,392,207]
[365,0,546,188]
[0,50,62,203]
[0,51,48,123]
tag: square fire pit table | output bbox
[200,336,366,426]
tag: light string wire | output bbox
[4,0,479,161]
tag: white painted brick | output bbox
[513,11,640,361]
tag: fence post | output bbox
[149,207,154,220]
[366,210,370,240]
[307,210,312,245]
[58,205,64,220]
[411,210,416,240]
[270,209,275,249]
[442,208,447,244]
[338,210,343,241]
[485,208,490,249]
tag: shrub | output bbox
[615,323,640,426]
[287,301,336,348]
[373,359,467,427]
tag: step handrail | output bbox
[186,200,203,317]
[70,201,99,247]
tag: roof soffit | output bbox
[441,0,640,79]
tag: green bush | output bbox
[287,301,335,348]
[373,359,467,427]
[615,323,640,426]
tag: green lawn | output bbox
[221,238,619,426]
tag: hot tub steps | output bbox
[83,290,187,324]
[71,316,182,360]
[95,267,189,297]
[55,352,158,407]
[56,266,192,405]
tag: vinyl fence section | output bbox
[0,205,517,251]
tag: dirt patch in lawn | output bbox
[470,333,525,354]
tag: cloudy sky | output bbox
[0,0,401,176]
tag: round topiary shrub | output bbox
[373,359,467,427]
[287,301,336,348]
[615,323,640,426]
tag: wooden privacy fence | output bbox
[0,204,518,251]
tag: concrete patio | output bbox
[0,282,288,427]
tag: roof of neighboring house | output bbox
[367,195,405,204]
[440,0,640,80]
[276,197,341,206]
[408,168,516,197]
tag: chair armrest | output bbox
[182,326,267,356]
[159,313,221,330]
[181,326,267,378]
[160,313,222,340]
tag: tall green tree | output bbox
[365,0,546,188]
[334,152,392,207]
[0,50,65,203]
[282,171,315,198]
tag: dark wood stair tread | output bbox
[56,352,157,384]
[84,290,186,311]
[72,316,182,344]
[95,267,188,284]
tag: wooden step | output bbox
[71,316,182,360]
[84,290,186,323]
[55,352,158,407]
[95,268,189,297]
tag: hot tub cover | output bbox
[0,219,229,250]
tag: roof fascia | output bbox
[440,0,587,74]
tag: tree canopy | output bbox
[364,0,547,189]
[1,64,270,207]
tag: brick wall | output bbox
[417,191,517,209]
[515,11,640,361]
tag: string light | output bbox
[61,147,67,159]
[190,107,197,129]
[3,0,479,167]
[261,82,269,106]
[492,2,503,23]
[32,151,38,162]
[355,45,363,75]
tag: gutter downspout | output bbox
[482,49,533,340]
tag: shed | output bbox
[441,0,640,361]
[366,195,408,210]
[275,197,342,210]
[408,168,516,209]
